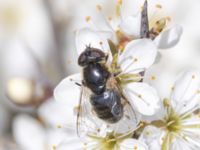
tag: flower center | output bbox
[115,30,133,51]
[165,113,181,133]
[163,99,181,133]
[100,133,117,150]
[88,131,132,150]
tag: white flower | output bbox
[81,0,182,50]
[0,0,53,47]
[58,132,149,150]
[13,114,67,150]
[39,94,149,150]
[56,28,160,121]
[119,0,183,49]
[140,70,200,150]
[38,98,76,129]
[76,28,111,56]
[1,0,61,106]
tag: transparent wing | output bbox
[76,86,108,139]
[108,89,141,135]
[76,84,140,139]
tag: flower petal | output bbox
[46,129,70,150]
[119,139,148,150]
[120,12,141,37]
[154,25,183,49]
[171,70,200,104]
[38,98,76,128]
[54,73,81,105]
[140,125,163,150]
[171,138,196,150]
[13,114,45,150]
[56,135,87,150]
[118,39,157,74]
[75,28,110,55]
[123,82,160,116]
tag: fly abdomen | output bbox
[90,89,123,123]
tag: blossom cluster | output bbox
[10,0,200,150]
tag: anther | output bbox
[155,4,162,9]
[150,75,156,80]
[85,16,91,22]
[96,5,102,11]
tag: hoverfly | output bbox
[76,46,139,138]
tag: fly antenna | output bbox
[85,44,91,50]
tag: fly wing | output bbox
[76,86,109,138]
[108,83,141,135]
[77,82,140,139]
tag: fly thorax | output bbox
[83,63,109,94]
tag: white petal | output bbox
[176,93,200,115]
[13,114,45,150]
[119,139,148,150]
[171,138,196,150]
[140,125,162,145]
[38,98,76,128]
[87,10,114,34]
[46,129,69,150]
[54,73,81,105]
[171,70,200,104]
[56,136,84,150]
[140,126,165,150]
[123,82,160,116]
[120,12,141,37]
[120,0,143,17]
[75,28,110,55]
[154,25,183,49]
[180,116,200,148]
[118,39,157,74]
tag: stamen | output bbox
[134,145,138,150]
[96,4,102,11]
[138,94,142,98]
[67,59,72,64]
[180,105,199,120]
[119,56,140,73]
[150,75,156,80]
[155,4,162,9]
[52,145,56,150]
[56,124,62,129]
[115,0,122,17]
[196,90,200,94]
[171,86,175,91]
[117,0,122,5]
[85,16,91,22]
[166,16,171,22]
[108,16,112,21]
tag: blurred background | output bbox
[0,0,199,149]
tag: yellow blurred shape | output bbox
[0,5,21,31]
[6,78,35,104]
